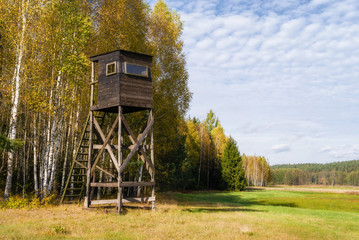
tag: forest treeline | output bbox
[271,160,359,186]
[0,0,271,199]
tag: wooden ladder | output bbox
[60,112,106,204]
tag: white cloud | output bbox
[309,0,333,8]
[319,146,332,153]
[196,37,214,49]
[319,145,359,160]
[272,144,291,153]
[279,18,306,38]
[150,0,359,164]
[241,122,274,134]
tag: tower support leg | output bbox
[117,106,123,214]
[150,110,156,210]
[85,110,93,208]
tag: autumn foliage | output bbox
[0,0,267,198]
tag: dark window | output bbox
[125,63,148,77]
[106,62,116,76]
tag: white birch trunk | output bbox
[42,100,53,193]
[48,119,62,193]
[39,121,47,196]
[45,116,57,193]
[33,116,39,196]
[42,118,53,193]
[22,119,27,198]
[137,164,143,197]
[46,71,62,194]
[4,0,27,199]
[254,160,258,186]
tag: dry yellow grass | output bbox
[1,188,358,239]
[0,203,257,239]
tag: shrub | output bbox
[0,194,57,209]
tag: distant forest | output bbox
[271,160,359,186]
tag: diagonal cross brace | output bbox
[91,116,120,174]
[93,118,118,168]
[120,115,154,174]
[120,113,154,175]
[75,160,114,178]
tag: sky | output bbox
[148,0,359,165]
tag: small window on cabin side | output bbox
[124,63,148,77]
[106,62,116,76]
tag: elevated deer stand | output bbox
[79,50,156,213]
[84,107,155,214]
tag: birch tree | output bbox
[2,0,32,199]
[94,0,150,54]
[26,0,92,195]
[242,155,271,186]
[149,0,192,189]
[211,123,227,166]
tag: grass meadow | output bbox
[0,187,358,239]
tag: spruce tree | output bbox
[221,137,246,191]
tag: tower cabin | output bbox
[90,50,153,113]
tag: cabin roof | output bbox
[90,49,153,62]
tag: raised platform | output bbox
[90,104,151,114]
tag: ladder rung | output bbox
[71,181,85,183]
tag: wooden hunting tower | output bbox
[61,50,155,214]
[90,50,153,113]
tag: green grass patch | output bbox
[173,189,359,212]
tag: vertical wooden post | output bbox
[117,106,123,214]
[85,62,95,208]
[150,110,156,210]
